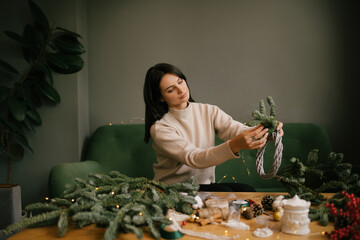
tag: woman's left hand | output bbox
[277,121,284,137]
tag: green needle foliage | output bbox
[0,0,85,184]
[276,149,360,226]
[2,171,199,240]
[247,96,278,136]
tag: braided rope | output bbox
[256,131,283,179]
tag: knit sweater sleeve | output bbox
[150,123,238,169]
[212,105,250,141]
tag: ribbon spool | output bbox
[256,131,283,179]
[160,224,184,239]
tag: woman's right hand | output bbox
[229,125,269,154]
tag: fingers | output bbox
[277,121,284,136]
[249,132,268,149]
[246,126,269,149]
[254,127,269,139]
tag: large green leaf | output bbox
[15,83,31,100]
[22,24,41,63]
[28,86,42,108]
[4,31,32,50]
[8,98,27,122]
[56,27,82,39]
[47,53,84,74]
[0,87,11,103]
[34,78,61,103]
[9,143,25,161]
[46,53,69,70]
[13,131,33,153]
[54,35,85,55]
[26,108,42,125]
[22,117,36,133]
[34,63,53,85]
[28,0,50,32]
[1,119,24,135]
[0,59,19,74]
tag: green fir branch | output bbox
[2,171,199,239]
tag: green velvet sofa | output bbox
[49,123,332,197]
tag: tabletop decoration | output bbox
[253,215,273,237]
[163,209,239,240]
[280,195,311,235]
[325,191,360,240]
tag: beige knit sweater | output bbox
[150,102,249,185]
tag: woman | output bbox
[143,63,284,192]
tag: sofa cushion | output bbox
[84,124,157,179]
[49,122,332,196]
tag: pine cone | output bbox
[242,208,254,219]
[261,195,275,211]
[250,203,263,217]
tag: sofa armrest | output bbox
[48,160,103,197]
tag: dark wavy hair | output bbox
[143,63,194,143]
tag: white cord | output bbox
[256,131,283,179]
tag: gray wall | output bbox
[0,0,358,206]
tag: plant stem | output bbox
[8,156,12,184]
[5,129,12,184]
[20,26,53,84]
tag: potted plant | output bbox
[0,0,85,229]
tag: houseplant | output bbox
[0,0,85,229]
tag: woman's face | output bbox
[159,73,189,110]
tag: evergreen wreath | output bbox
[1,171,199,240]
[247,96,283,179]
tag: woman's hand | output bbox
[229,125,269,153]
[277,121,284,137]
[267,121,284,141]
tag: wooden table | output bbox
[9,192,333,240]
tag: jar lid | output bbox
[282,195,310,210]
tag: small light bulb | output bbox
[109,123,112,126]
[169,217,172,221]
[116,204,120,208]
[71,199,75,202]
[111,191,115,195]
[95,187,99,190]
[45,197,49,201]
[139,212,143,216]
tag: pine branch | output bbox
[247,96,278,135]
[2,171,199,239]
